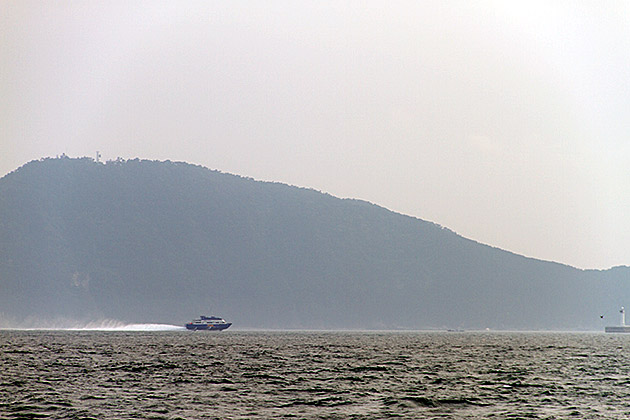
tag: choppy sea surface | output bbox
[2,330,630,419]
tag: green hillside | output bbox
[0,157,627,329]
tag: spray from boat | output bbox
[0,317,185,331]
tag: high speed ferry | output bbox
[185,315,232,331]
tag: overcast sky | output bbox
[2,1,629,269]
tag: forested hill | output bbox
[1,157,628,330]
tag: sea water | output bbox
[2,330,630,419]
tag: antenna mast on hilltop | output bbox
[96,151,101,163]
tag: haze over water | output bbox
[3,330,630,419]
[3,2,630,269]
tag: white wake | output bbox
[69,322,185,331]
[0,317,185,331]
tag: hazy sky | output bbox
[2,1,629,269]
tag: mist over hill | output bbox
[0,157,628,330]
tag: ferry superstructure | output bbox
[185,315,232,331]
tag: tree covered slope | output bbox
[0,157,627,329]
